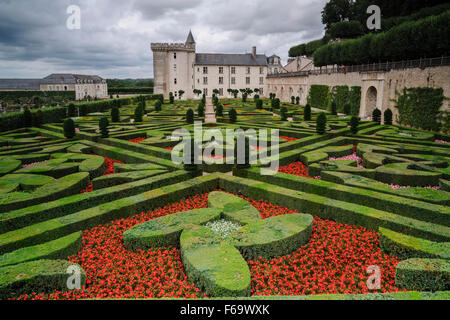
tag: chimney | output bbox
[252,46,257,58]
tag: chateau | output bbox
[0,74,108,100]
[151,31,281,99]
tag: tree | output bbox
[296,96,300,105]
[63,119,76,138]
[33,110,43,127]
[304,104,312,121]
[271,98,280,109]
[232,90,239,99]
[99,117,109,138]
[155,100,162,112]
[384,108,393,125]
[23,107,32,127]
[350,116,359,134]
[216,104,224,117]
[256,99,263,109]
[280,107,288,121]
[321,0,353,30]
[213,89,219,96]
[254,94,260,101]
[68,103,76,117]
[316,112,327,135]
[193,89,202,96]
[169,92,174,104]
[186,108,194,124]
[242,93,248,103]
[111,107,120,122]
[331,101,337,115]
[134,105,143,122]
[178,90,185,99]
[291,96,295,104]
[372,108,382,124]
[197,102,205,117]
[229,108,237,123]
[343,103,351,115]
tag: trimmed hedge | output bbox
[395,258,450,291]
[123,208,222,251]
[0,259,85,299]
[108,87,154,95]
[307,85,329,110]
[232,214,313,260]
[379,227,450,260]
[92,170,168,190]
[180,225,251,297]
[0,232,82,268]
[207,191,261,225]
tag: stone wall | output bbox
[267,65,450,122]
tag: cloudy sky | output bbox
[0,0,327,79]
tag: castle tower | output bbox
[151,31,196,99]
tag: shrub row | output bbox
[108,87,154,95]
[395,258,449,291]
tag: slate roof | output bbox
[42,74,104,84]
[195,53,268,66]
[186,31,195,44]
[0,79,41,90]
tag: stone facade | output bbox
[267,66,450,122]
[151,31,278,99]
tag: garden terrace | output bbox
[0,96,448,300]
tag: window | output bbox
[197,67,200,72]
[231,77,236,85]
[219,67,223,74]
[246,67,250,74]
[274,68,278,74]
[260,67,264,74]
[174,64,177,71]
[259,88,264,95]
[174,53,177,59]
[203,88,208,96]
[246,77,250,85]
[203,77,208,85]
[174,78,177,84]
[203,67,208,74]
[231,67,236,74]
[259,77,264,85]
[219,77,224,85]
[219,88,223,96]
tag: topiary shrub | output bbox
[63,119,76,139]
[271,98,280,109]
[296,96,300,105]
[169,92,174,104]
[23,107,32,127]
[372,108,382,124]
[256,99,263,109]
[99,117,109,138]
[111,107,120,123]
[331,101,337,115]
[155,100,162,112]
[67,103,76,117]
[280,107,288,121]
[197,102,205,117]
[384,108,393,125]
[33,110,43,128]
[254,94,260,101]
[350,116,359,134]
[215,104,223,117]
[304,104,311,121]
[291,96,295,104]
[134,105,143,122]
[316,112,327,135]
[242,93,247,103]
[186,108,194,124]
[343,103,351,115]
[229,108,237,123]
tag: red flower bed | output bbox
[128,137,146,144]
[12,192,402,300]
[80,158,124,194]
[279,161,312,178]
[164,147,174,151]
[280,136,298,142]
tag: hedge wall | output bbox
[313,10,450,66]
[394,87,444,132]
[307,85,329,110]
[0,107,66,132]
[0,91,75,101]
[108,87,154,95]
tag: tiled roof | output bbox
[195,53,268,66]
[0,79,41,90]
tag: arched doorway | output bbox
[281,87,284,101]
[365,86,377,117]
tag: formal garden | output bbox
[0,93,448,300]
